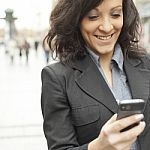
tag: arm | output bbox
[41,66,88,150]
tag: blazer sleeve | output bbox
[41,66,88,150]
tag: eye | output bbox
[112,13,121,18]
[88,15,99,20]
[111,9,122,18]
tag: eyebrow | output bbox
[94,5,122,12]
[111,5,122,11]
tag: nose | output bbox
[99,18,113,33]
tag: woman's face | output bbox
[80,0,123,57]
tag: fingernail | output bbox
[135,114,144,120]
[140,121,146,128]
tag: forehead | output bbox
[94,0,123,10]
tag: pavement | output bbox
[0,44,49,150]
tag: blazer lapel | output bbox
[71,55,150,113]
[124,58,150,101]
[71,55,118,113]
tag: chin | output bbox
[96,45,115,54]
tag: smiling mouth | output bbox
[95,33,114,40]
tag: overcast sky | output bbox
[0,0,52,30]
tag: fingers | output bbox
[111,114,144,132]
[122,121,146,138]
[101,114,117,133]
[98,114,145,150]
[104,114,117,126]
[101,114,145,139]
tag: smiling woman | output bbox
[80,0,123,64]
[41,0,150,150]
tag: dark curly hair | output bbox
[44,0,146,62]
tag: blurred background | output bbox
[0,0,149,150]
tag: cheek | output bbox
[80,20,96,37]
[80,30,87,42]
[80,29,94,49]
[114,23,123,35]
[80,27,92,43]
[81,32,91,47]
[117,19,123,31]
[113,17,123,32]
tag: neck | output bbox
[99,52,114,88]
[99,51,113,70]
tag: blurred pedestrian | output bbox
[34,40,39,53]
[23,39,30,64]
[6,39,17,64]
[17,43,23,60]
[43,39,50,64]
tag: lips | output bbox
[95,33,114,40]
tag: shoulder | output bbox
[41,61,74,83]
[42,61,72,76]
[125,53,150,70]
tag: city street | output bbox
[0,44,48,150]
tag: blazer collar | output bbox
[70,55,150,114]
[71,55,118,113]
[124,57,150,102]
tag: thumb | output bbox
[104,114,117,126]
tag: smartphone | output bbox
[117,99,145,132]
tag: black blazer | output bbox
[41,54,150,150]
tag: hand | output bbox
[88,114,145,150]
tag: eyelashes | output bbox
[87,13,122,21]
[88,15,99,20]
[87,8,123,21]
[111,13,122,18]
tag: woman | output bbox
[41,0,150,149]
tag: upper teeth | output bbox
[96,35,112,40]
